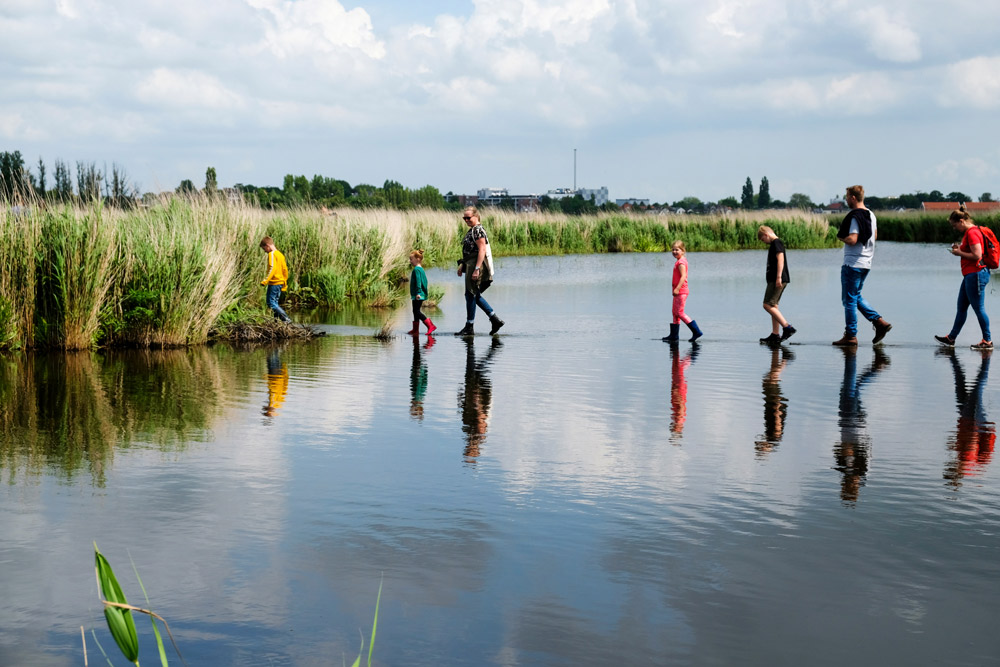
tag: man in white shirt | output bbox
[833,185,892,346]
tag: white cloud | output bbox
[135,69,246,111]
[858,6,921,63]
[248,0,386,60]
[942,56,1000,109]
[0,112,45,141]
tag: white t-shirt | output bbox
[843,211,877,269]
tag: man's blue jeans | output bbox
[949,269,991,342]
[841,265,880,336]
[266,285,291,322]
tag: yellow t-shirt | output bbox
[262,249,289,289]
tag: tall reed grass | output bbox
[872,210,1000,243]
[0,199,839,350]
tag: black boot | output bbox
[454,322,474,336]
[686,320,704,342]
[489,314,505,335]
[662,323,680,342]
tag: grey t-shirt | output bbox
[843,211,877,269]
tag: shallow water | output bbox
[2,243,999,666]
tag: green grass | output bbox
[0,201,844,350]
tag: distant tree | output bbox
[927,190,945,202]
[741,177,754,209]
[897,193,921,209]
[788,193,815,210]
[176,179,197,195]
[599,201,620,212]
[946,191,970,203]
[205,167,218,196]
[757,176,771,208]
[35,158,46,199]
[864,196,886,210]
[717,196,739,209]
[673,196,704,213]
[0,150,30,201]
[53,159,73,202]
[981,192,994,203]
[770,199,787,209]
[108,163,137,207]
[77,161,102,203]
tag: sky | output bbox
[2,0,1000,204]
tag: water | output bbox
[2,243,999,666]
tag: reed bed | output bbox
[871,210,1000,243]
[0,200,839,350]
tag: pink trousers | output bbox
[672,294,692,325]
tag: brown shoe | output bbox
[832,332,858,346]
[872,318,892,344]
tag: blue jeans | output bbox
[465,291,493,322]
[266,285,290,322]
[841,266,881,336]
[949,269,991,341]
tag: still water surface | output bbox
[1,243,999,666]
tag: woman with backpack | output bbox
[935,205,993,350]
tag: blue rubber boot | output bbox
[662,323,680,343]
[686,320,704,342]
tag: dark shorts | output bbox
[763,282,786,307]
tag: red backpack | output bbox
[977,226,1000,270]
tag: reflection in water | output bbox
[458,337,502,462]
[756,345,794,458]
[409,335,436,421]
[942,349,995,487]
[668,344,699,444]
[834,347,890,504]
[0,349,230,485]
[263,347,290,421]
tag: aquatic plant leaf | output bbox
[130,551,169,667]
[94,544,139,663]
[367,577,382,667]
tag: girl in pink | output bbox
[663,240,704,342]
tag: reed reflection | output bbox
[669,344,699,444]
[834,347,890,504]
[409,335,436,421]
[941,349,995,487]
[458,337,502,462]
[755,345,794,458]
[262,347,289,422]
[0,349,229,484]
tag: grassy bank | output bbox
[866,210,1000,243]
[0,201,838,350]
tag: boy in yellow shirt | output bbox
[259,236,291,322]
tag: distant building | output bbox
[616,198,650,207]
[476,187,539,212]
[921,201,1000,213]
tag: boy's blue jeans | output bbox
[841,265,880,336]
[949,269,991,341]
[266,285,291,322]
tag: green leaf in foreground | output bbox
[94,542,139,664]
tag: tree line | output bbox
[3,150,994,214]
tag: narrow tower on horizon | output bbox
[573,148,577,191]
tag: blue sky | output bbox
[2,0,1000,204]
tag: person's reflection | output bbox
[834,347,890,504]
[755,345,794,458]
[669,344,699,444]
[262,347,289,422]
[942,348,995,487]
[458,336,502,462]
[410,335,436,421]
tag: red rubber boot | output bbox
[406,320,419,335]
[425,318,437,334]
